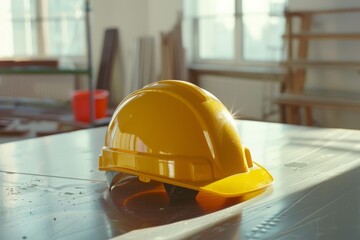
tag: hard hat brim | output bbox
[100,149,273,197]
[199,162,273,197]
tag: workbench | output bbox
[1,120,360,239]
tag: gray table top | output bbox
[1,120,360,239]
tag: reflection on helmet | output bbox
[99,80,273,197]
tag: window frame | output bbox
[189,0,286,67]
[0,0,87,65]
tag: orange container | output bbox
[72,89,109,123]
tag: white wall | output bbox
[92,1,267,118]
[91,0,149,103]
[88,0,285,123]
[147,0,183,81]
[91,0,182,104]
[199,75,280,121]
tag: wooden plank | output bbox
[282,61,360,69]
[293,14,311,92]
[0,59,58,68]
[160,16,186,81]
[285,14,312,124]
[286,8,360,16]
[0,129,29,136]
[0,68,89,75]
[286,14,293,61]
[276,92,360,111]
[188,64,285,81]
[304,106,314,126]
[96,28,119,92]
[283,33,360,40]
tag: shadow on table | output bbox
[101,174,264,235]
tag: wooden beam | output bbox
[283,33,360,40]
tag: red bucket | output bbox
[72,89,109,123]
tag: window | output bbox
[0,0,86,58]
[196,0,235,60]
[185,0,287,63]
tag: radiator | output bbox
[0,75,79,102]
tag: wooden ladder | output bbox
[277,8,360,126]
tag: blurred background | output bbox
[1,0,360,143]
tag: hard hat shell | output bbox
[99,80,273,197]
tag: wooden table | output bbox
[1,120,360,239]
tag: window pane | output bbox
[11,0,37,18]
[196,0,235,60]
[48,0,84,17]
[197,0,234,17]
[0,0,14,56]
[12,20,38,56]
[242,15,285,61]
[0,0,37,57]
[199,16,235,59]
[243,0,285,14]
[45,0,85,56]
[46,18,85,56]
[242,0,286,61]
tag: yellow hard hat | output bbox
[99,80,273,198]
